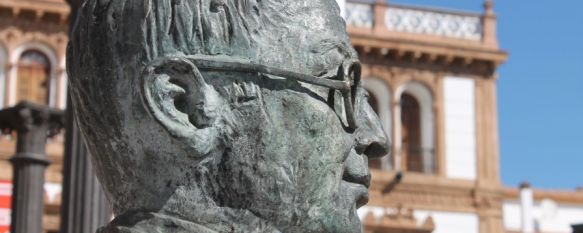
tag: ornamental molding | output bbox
[363,65,441,90]
[385,7,483,41]
[345,2,373,28]
[376,190,476,210]
[0,27,68,64]
[365,187,504,215]
[353,45,500,77]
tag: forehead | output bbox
[248,0,351,71]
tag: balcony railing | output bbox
[385,5,482,41]
[345,2,375,28]
[345,0,489,42]
[402,147,436,174]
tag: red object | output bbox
[0,181,11,233]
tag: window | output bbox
[16,50,51,105]
[398,82,435,174]
[401,94,423,172]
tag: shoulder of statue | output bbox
[97,211,282,233]
[97,211,218,233]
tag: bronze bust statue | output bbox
[67,0,390,232]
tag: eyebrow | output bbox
[185,55,350,91]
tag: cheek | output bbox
[264,92,352,192]
[222,90,353,205]
[265,91,351,161]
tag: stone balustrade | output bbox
[345,2,375,28]
[345,0,492,43]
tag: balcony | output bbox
[345,1,484,41]
[342,0,507,67]
[401,146,436,174]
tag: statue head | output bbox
[68,0,390,232]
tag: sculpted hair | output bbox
[67,0,355,212]
[69,0,354,139]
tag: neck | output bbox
[99,185,281,233]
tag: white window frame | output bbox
[9,43,59,108]
[395,81,435,174]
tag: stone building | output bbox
[338,1,583,233]
[0,0,581,233]
[0,0,69,232]
[343,0,506,232]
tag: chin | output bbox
[348,205,365,233]
[318,199,365,233]
[339,195,366,233]
[298,214,362,233]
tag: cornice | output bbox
[350,35,506,77]
[0,0,69,24]
[368,170,504,213]
[504,187,583,205]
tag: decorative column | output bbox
[4,63,14,107]
[482,0,499,48]
[0,102,64,233]
[391,99,402,172]
[373,0,388,35]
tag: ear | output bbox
[141,56,221,138]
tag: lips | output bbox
[342,150,372,207]
[342,150,371,188]
[341,180,370,208]
[343,170,371,188]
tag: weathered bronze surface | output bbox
[68,0,390,232]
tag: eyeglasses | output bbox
[186,55,362,130]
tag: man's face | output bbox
[205,69,390,233]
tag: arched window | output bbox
[401,94,423,172]
[398,82,435,174]
[17,50,51,105]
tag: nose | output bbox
[355,94,391,159]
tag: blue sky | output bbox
[391,0,583,189]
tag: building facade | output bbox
[0,0,69,232]
[342,0,506,232]
[0,0,581,233]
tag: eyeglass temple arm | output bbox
[187,55,351,91]
[187,55,360,130]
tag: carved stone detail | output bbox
[385,7,483,41]
[346,3,374,28]
[0,27,68,62]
